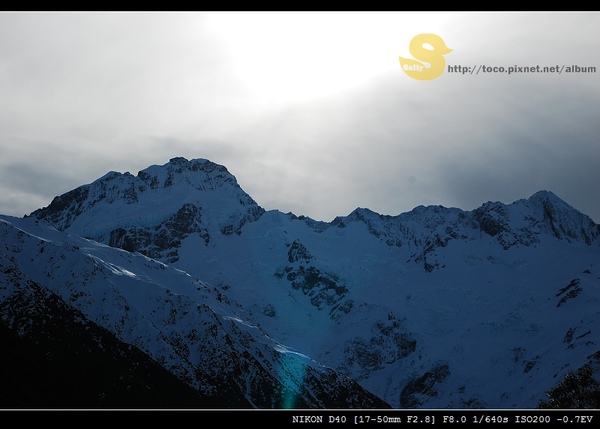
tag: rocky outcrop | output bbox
[276,239,353,320]
[400,364,451,408]
[342,314,417,379]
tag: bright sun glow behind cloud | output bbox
[204,12,452,104]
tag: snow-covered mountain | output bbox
[0,214,387,408]
[3,157,600,408]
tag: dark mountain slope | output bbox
[0,266,238,409]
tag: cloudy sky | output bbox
[1,11,599,223]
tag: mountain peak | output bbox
[468,190,599,247]
[529,189,558,199]
[526,190,573,210]
[169,156,189,164]
[29,157,265,260]
[521,190,599,244]
[136,157,238,191]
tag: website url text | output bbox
[447,64,596,75]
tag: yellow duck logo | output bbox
[400,34,452,81]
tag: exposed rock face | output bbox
[107,203,210,263]
[538,351,600,409]
[401,364,451,408]
[342,314,417,380]
[556,279,583,308]
[275,239,353,320]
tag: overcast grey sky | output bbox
[1,11,599,222]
